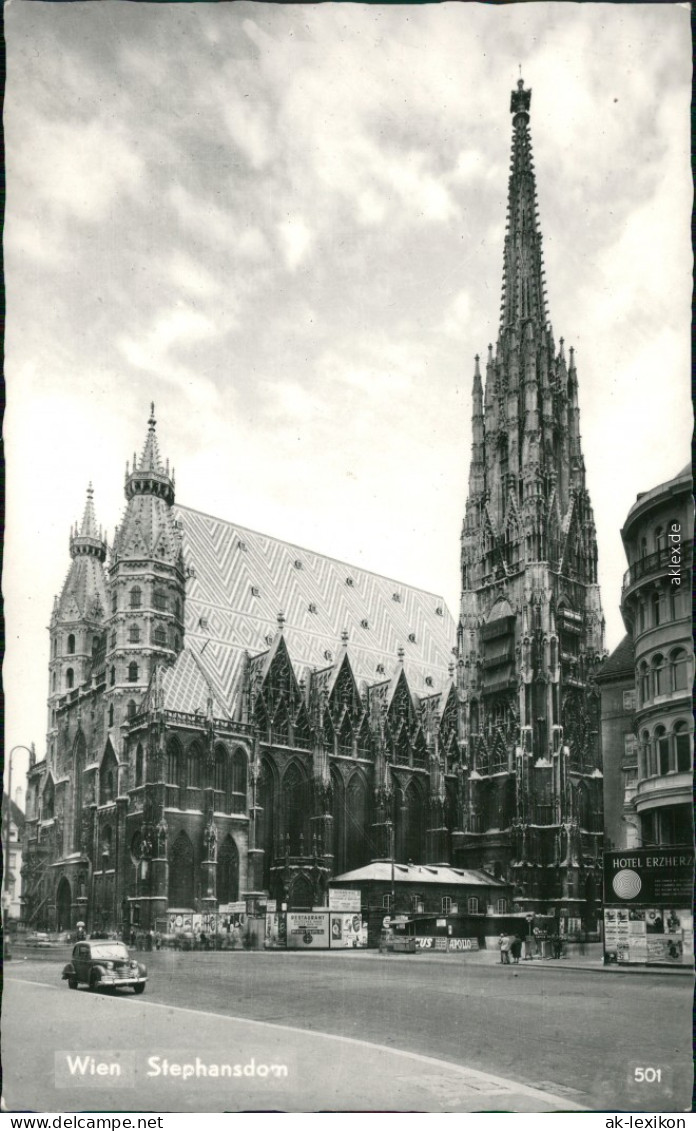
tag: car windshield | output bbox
[89,944,130,960]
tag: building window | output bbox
[638,602,646,633]
[622,689,636,712]
[654,526,665,553]
[639,662,650,704]
[135,743,144,786]
[111,592,118,614]
[128,662,138,683]
[129,624,140,643]
[670,648,688,692]
[639,730,650,779]
[65,668,74,690]
[127,699,136,719]
[497,898,508,914]
[153,589,167,611]
[411,893,424,913]
[382,894,393,911]
[110,665,116,686]
[111,631,117,648]
[651,591,661,627]
[108,704,114,727]
[153,624,166,646]
[130,586,141,609]
[467,897,480,914]
[674,721,692,773]
[442,896,452,915]
[67,634,75,654]
[655,726,670,777]
[652,654,665,697]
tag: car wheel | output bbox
[89,972,101,992]
[133,983,145,995]
[68,977,78,990]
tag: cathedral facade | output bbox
[23,79,605,936]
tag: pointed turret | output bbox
[124,403,175,506]
[70,483,107,563]
[47,486,108,760]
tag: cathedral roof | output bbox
[141,648,229,718]
[173,504,456,711]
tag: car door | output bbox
[73,944,89,982]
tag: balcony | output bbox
[622,541,692,592]
[634,771,692,812]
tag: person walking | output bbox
[498,932,511,965]
[510,934,522,964]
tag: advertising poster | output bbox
[328,889,362,912]
[265,912,287,949]
[604,907,693,966]
[329,913,367,949]
[286,912,329,949]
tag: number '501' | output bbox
[635,1068,662,1083]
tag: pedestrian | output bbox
[498,932,511,965]
[510,935,522,964]
[130,927,136,947]
[154,930,161,951]
[551,933,563,960]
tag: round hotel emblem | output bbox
[612,869,642,900]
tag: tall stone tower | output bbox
[105,404,185,741]
[47,485,108,764]
[453,80,606,926]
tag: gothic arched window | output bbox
[231,749,247,813]
[338,715,353,757]
[108,704,114,728]
[110,666,116,687]
[166,740,182,786]
[214,745,227,795]
[153,625,166,647]
[217,836,240,905]
[128,662,139,683]
[67,634,75,655]
[129,586,142,609]
[187,742,202,789]
[129,624,140,643]
[153,588,167,611]
[345,773,369,872]
[639,661,650,704]
[135,743,144,787]
[169,831,194,909]
[283,762,309,853]
[66,668,74,690]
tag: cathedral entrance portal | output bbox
[56,877,72,931]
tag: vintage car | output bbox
[62,941,147,993]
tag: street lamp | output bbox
[4,744,35,957]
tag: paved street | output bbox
[3,947,692,1113]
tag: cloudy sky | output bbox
[4,2,691,790]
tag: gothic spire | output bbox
[499,78,548,335]
[124,403,175,505]
[70,483,107,562]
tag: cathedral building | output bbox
[453,80,606,925]
[23,78,606,936]
[24,408,459,933]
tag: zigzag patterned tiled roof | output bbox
[173,504,456,712]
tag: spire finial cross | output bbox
[149,402,156,431]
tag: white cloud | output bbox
[277,216,313,271]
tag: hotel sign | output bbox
[603,848,693,906]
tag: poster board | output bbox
[603,848,695,965]
[286,912,330,949]
[329,913,368,948]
